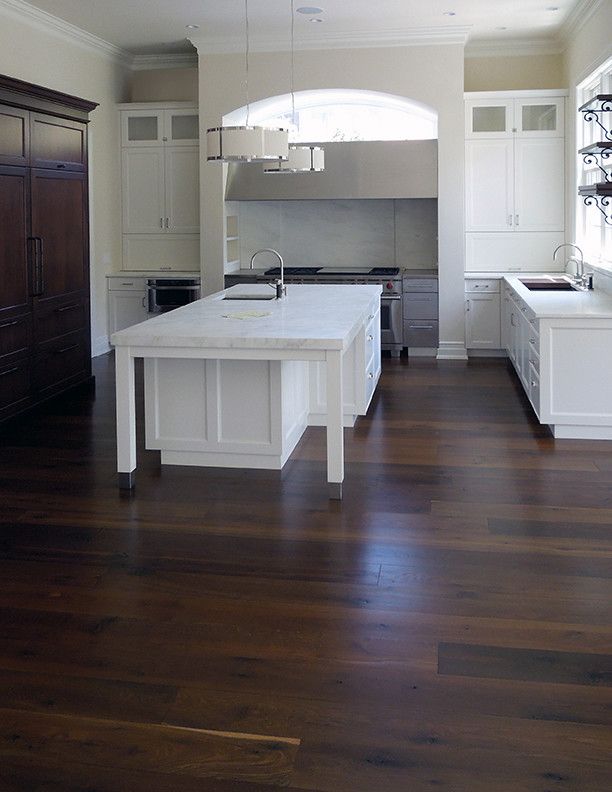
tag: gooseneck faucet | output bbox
[552,243,592,290]
[249,248,286,299]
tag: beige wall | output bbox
[195,43,467,358]
[0,8,131,354]
[465,53,565,91]
[130,67,198,102]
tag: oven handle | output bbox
[148,285,201,291]
[380,294,401,300]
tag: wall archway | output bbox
[223,88,438,142]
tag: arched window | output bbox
[224,89,438,143]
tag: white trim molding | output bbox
[560,0,605,42]
[189,25,472,55]
[436,342,468,361]
[131,53,198,71]
[465,37,564,59]
[0,0,131,64]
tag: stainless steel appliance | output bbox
[147,277,201,314]
[262,266,403,356]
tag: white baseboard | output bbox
[467,349,507,358]
[408,347,437,357]
[436,341,468,360]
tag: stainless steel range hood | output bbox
[225,140,437,201]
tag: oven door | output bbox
[147,280,201,314]
[380,294,402,347]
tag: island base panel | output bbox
[118,472,135,489]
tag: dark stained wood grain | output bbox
[0,354,611,790]
[438,642,612,687]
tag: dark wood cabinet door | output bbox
[0,356,31,418]
[0,165,31,320]
[0,105,29,166]
[30,169,88,306]
[30,113,87,172]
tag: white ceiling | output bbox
[18,0,586,56]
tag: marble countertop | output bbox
[504,275,612,319]
[107,272,200,279]
[111,283,382,351]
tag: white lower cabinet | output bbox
[503,279,612,438]
[465,279,501,349]
[107,276,148,335]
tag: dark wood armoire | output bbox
[0,75,97,421]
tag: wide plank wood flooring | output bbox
[0,353,611,791]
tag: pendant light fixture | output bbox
[264,0,325,173]
[207,0,289,163]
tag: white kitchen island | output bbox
[111,283,381,499]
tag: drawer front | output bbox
[35,297,89,343]
[35,330,90,394]
[0,313,32,361]
[404,320,439,348]
[528,347,540,376]
[108,277,147,291]
[465,278,500,293]
[30,114,87,172]
[403,278,438,293]
[403,293,438,320]
[529,365,540,417]
[0,357,31,414]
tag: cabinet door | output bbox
[515,98,564,138]
[164,109,199,146]
[122,148,166,234]
[30,169,88,305]
[466,99,513,138]
[164,147,200,233]
[108,291,148,334]
[466,139,514,231]
[30,114,87,171]
[121,110,164,147]
[514,137,565,232]
[501,289,512,351]
[0,105,29,166]
[0,166,31,320]
[465,293,501,349]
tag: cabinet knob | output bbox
[368,372,374,379]
[367,334,374,341]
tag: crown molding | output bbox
[559,0,604,43]
[189,25,471,55]
[465,36,564,58]
[131,52,198,71]
[0,0,131,64]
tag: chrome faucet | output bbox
[249,248,286,299]
[552,243,592,289]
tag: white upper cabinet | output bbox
[513,137,565,231]
[121,106,200,147]
[466,139,514,231]
[118,103,200,272]
[466,95,564,138]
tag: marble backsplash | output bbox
[237,199,437,270]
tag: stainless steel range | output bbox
[263,266,403,356]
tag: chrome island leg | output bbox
[115,346,137,489]
[326,349,344,500]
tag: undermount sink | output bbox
[222,294,277,301]
[519,278,577,292]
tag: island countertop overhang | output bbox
[111,283,382,352]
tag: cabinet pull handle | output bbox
[411,325,434,330]
[32,237,44,296]
[121,282,134,286]
[510,313,516,326]
[160,218,164,228]
[515,214,519,226]
[54,344,79,355]
[521,307,527,313]
[165,218,169,229]
[368,372,374,379]
[466,299,470,311]
[141,296,147,308]
[0,366,19,378]
[529,338,536,345]
[531,380,537,388]
[0,320,19,329]
[508,214,513,226]
[55,303,79,313]
[367,334,374,341]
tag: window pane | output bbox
[522,104,556,131]
[127,116,158,142]
[172,115,199,140]
[472,106,506,133]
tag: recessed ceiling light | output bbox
[443,10,457,16]
[297,6,324,13]
[308,17,324,23]
[185,24,199,30]
[496,26,508,30]
[546,5,560,10]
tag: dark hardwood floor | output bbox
[0,353,611,791]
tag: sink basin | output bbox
[222,294,277,301]
[519,278,576,292]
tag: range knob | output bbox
[386,281,393,290]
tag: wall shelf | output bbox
[579,183,612,226]
[579,94,612,142]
